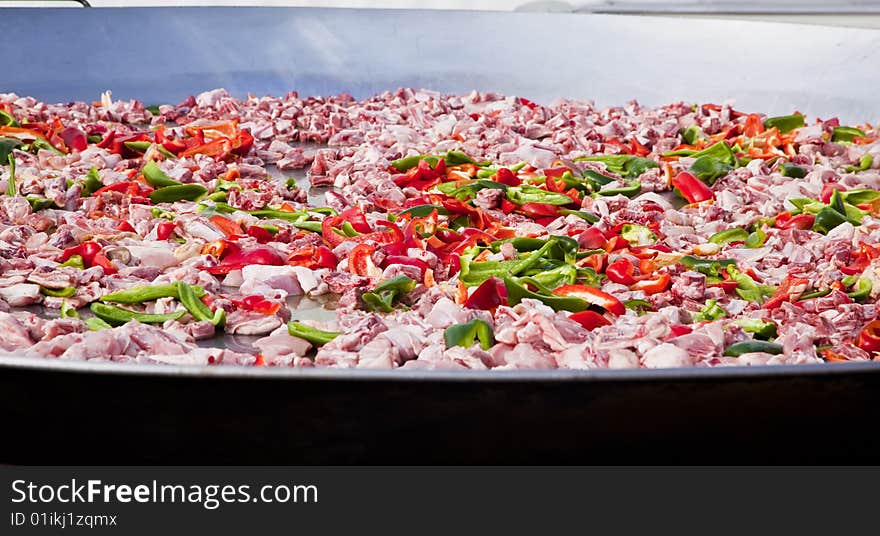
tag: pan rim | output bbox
[1,354,878,382]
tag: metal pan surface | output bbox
[2,7,880,463]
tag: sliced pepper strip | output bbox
[551,284,625,315]
[444,318,495,350]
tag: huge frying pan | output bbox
[2,7,880,464]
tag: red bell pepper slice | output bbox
[579,227,607,250]
[820,183,846,204]
[393,158,447,190]
[543,167,568,178]
[743,113,765,137]
[441,199,494,230]
[630,137,650,156]
[231,129,254,157]
[582,253,605,274]
[501,199,517,214]
[777,213,815,231]
[206,243,284,275]
[628,247,658,260]
[59,241,102,265]
[180,137,232,159]
[246,225,275,244]
[97,131,152,158]
[321,207,373,247]
[464,277,508,311]
[569,310,611,330]
[604,137,633,154]
[381,255,429,279]
[709,280,739,293]
[668,325,693,338]
[763,276,809,309]
[59,127,87,152]
[91,251,118,275]
[340,208,373,234]
[857,320,880,354]
[552,284,626,316]
[92,181,152,198]
[841,243,880,275]
[234,295,281,315]
[288,245,338,270]
[545,176,565,193]
[209,215,243,237]
[672,171,714,203]
[604,236,629,252]
[59,241,117,274]
[518,203,560,218]
[605,258,637,285]
[494,167,521,186]
[348,244,377,277]
[156,221,176,241]
[518,97,539,109]
[630,273,671,295]
[116,220,136,233]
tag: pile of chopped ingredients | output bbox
[1,88,879,368]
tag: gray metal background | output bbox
[3,7,880,123]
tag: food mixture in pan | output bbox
[0,89,878,368]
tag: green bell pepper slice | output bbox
[85,317,112,331]
[620,224,657,246]
[90,302,186,326]
[142,161,182,188]
[709,228,749,246]
[59,255,85,269]
[679,256,736,277]
[6,153,16,195]
[82,167,104,196]
[693,299,726,323]
[592,181,641,198]
[732,318,777,340]
[60,299,80,319]
[840,189,880,205]
[812,205,848,234]
[726,266,776,303]
[443,318,495,351]
[148,184,208,203]
[847,277,872,302]
[40,286,76,298]
[723,340,784,357]
[26,196,55,211]
[690,156,732,185]
[831,126,866,143]
[763,114,804,133]
[844,154,873,173]
[0,110,19,127]
[361,276,417,313]
[574,155,658,179]
[743,228,767,248]
[102,283,206,304]
[779,162,807,178]
[287,321,341,346]
[681,125,703,145]
[176,281,225,326]
[506,185,573,206]
[502,276,588,312]
[0,138,22,165]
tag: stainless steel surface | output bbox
[3,7,879,123]
[1,7,879,379]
